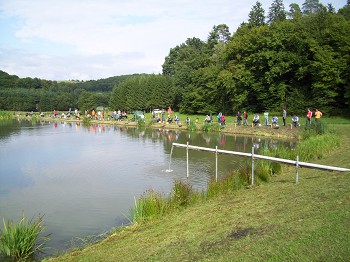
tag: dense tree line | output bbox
[162,0,350,116]
[0,70,135,112]
[109,74,175,112]
[1,1,350,116]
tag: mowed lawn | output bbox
[47,125,350,262]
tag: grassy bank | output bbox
[46,125,350,261]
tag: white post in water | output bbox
[251,146,255,186]
[186,141,189,178]
[215,146,218,182]
[296,155,299,184]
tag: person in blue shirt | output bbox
[272,116,278,126]
[253,114,260,126]
[292,115,299,127]
[264,111,269,126]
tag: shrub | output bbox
[201,122,212,132]
[187,121,197,131]
[137,118,145,127]
[82,116,91,126]
[0,213,50,261]
[206,164,250,198]
[0,111,12,120]
[170,180,195,208]
[130,190,168,224]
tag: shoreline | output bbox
[16,115,300,139]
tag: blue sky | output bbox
[0,0,347,81]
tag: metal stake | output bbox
[215,146,218,182]
[296,155,299,184]
[186,141,189,178]
[251,146,255,186]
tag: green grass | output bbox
[46,125,350,262]
[0,111,13,120]
[0,212,50,261]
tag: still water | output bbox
[0,119,295,255]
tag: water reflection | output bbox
[0,119,297,256]
[1,119,297,153]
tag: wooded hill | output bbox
[1,0,350,116]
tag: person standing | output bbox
[264,111,269,126]
[243,111,248,126]
[306,108,313,125]
[236,111,242,125]
[283,109,287,126]
[161,109,165,123]
[314,109,323,122]
[217,112,222,124]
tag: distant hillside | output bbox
[75,74,145,92]
[0,70,140,92]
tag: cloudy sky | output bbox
[0,0,346,81]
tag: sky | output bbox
[0,0,347,81]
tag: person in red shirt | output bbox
[306,108,313,125]
[220,114,226,126]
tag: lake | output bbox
[0,119,295,256]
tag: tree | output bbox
[338,1,350,20]
[248,1,266,27]
[109,74,175,112]
[302,0,324,14]
[288,3,302,20]
[77,91,98,112]
[268,0,286,24]
[327,3,335,14]
[207,24,231,48]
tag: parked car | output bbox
[152,109,162,114]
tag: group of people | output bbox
[234,108,323,128]
[306,108,323,125]
[111,110,128,121]
[51,108,81,120]
[217,112,226,126]
[46,107,323,130]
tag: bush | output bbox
[207,164,250,198]
[130,190,168,224]
[187,121,197,131]
[201,122,212,132]
[82,116,91,126]
[137,118,145,127]
[170,180,195,208]
[0,213,50,260]
[0,111,12,120]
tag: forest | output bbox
[1,0,350,116]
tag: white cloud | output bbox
[0,0,346,80]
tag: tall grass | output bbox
[137,118,145,127]
[130,181,200,224]
[0,111,12,120]
[206,165,250,198]
[0,213,50,260]
[187,121,197,131]
[170,180,197,207]
[130,190,168,224]
[82,116,91,126]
